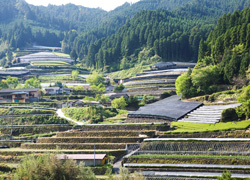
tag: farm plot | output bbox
[123,68,188,95]
[31,61,70,66]
[19,52,74,64]
[124,137,250,178]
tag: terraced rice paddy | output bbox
[124,138,250,179]
[123,62,196,95]
[31,61,70,66]
[19,52,74,64]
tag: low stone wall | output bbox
[21,143,136,150]
[79,124,169,132]
[56,130,156,138]
[37,137,145,144]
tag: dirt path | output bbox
[56,109,83,125]
[113,148,140,174]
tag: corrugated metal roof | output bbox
[56,154,106,160]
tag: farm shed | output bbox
[56,154,108,166]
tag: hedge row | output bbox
[140,142,250,152]
[0,116,69,126]
[91,166,112,175]
[0,142,22,148]
[21,143,134,150]
[37,137,145,144]
[123,157,250,165]
[127,167,250,174]
[0,126,72,136]
[0,108,55,115]
[160,130,250,138]
[56,131,156,138]
[79,124,169,131]
[0,155,21,163]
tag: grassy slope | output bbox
[53,52,70,58]
[108,64,151,79]
[31,61,70,66]
[166,120,250,134]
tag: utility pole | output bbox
[94,143,96,167]
[11,107,13,138]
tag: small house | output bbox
[109,93,129,101]
[0,88,41,103]
[56,154,108,166]
[43,87,60,95]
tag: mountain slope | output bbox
[68,0,250,71]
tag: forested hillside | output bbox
[176,7,250,98]
[61,0,194,55]
[67,0,250,71]
[1,0,250,72]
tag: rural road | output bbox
[56,109,83,125]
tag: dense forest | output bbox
[1,0,250,71]
[66,0,250,71]
[176,7,250,98]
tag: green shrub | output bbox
[12,154,96,180]
[113,84,125,92]
[160,90,175,99]
[221,108,238,122]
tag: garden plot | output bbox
[178,103,242,124]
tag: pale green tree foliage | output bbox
[24,77,41,89]
[6,76,19,89]
[175,72,195,98]
[86,72,105,86]
[12,154,96,180]
[238,85,250,119]
[72,70,79,80]
[217,171,235,180]
[111,97,127,109]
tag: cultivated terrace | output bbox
[0,0,250,179]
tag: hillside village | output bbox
[0,45,248,179]
[2,0,250,179]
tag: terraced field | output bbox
[31,61,70,66]
[123,62,195,95]
[123,138,250,179]
[0,124,168,164]
[19,52,74,64]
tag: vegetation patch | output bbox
[31,61,70,66]
[125,154,250,165]
[167,120,250,134]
